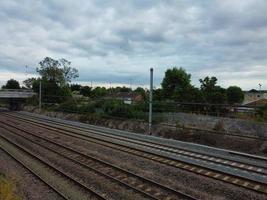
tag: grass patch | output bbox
[0,174,21,200]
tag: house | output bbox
[105,92,144,104]
[243,89,267,107]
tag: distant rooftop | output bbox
[244,89,267,93]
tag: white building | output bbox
[243,89,267,105]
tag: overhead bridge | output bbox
[0,89,37,110]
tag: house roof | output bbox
[244,98,267,107]
[105,92,143,100]
[244,89,267,93]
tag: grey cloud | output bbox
[0,0,267,89]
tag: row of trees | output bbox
[71,84,146,100]
[68,67,243,105]
[1,79,21,89]
[2,58,244,105]
[156,67,244,104]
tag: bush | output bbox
[226,86,244,104]
[51,98,147,120]
[102,100,131,118]
[56,99,77,112]
[56,99,96,114]
[131,110,147,120]
[256,105,267,122]
[132,102,147,112]
[25,96,39,106]
[78,103,95,113]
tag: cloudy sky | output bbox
[0,0,267,90]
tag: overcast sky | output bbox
[0,0,267,90]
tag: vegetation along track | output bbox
[2,112,267,195]
[0,115,197,200]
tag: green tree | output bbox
[256,105,267,122]
[91,87,107,98]
[161,67,195,102]
[70,84,82,91]
[35,79,71,103]
[80,86,92,97]
[31,78,41,93]
[178,86,203,103]
[37,57,78,85]
[26,57,79,103]
[153,88,163,101]
[23,77,37,89]
[200,76,218,91]
[199,76,226,103]
[226,86,244,104]
[119,86,132,92]
[134,87,147,100]
[2,79,20,89]
[102,99,135,118]
[60,58,79,83]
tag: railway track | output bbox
[20,111,267,163]
[11,112,267,164]
[0,142,69,200]
[0,116,197,200]
[0,134,106,200]
[22,115,267,174]
[1,112,267,195]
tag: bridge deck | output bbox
[0,89,36,99]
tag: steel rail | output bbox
[11,112,267,165]
[4,113,267,178]
[0,147,69,200]
[0,120,197,200]
[2,112,267,194]
[0,135,106,200]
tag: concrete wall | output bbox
[23,106,267,139]
[157,112,267,139]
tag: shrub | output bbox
[102,99,140,119]
[25,96,39,106]
[56,99,77,113]
[78,103,95,113]
[256,105,267,122]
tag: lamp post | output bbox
[39,80,42,110]
[149,68,153,135]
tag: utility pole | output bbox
[259,83,262,95]
[39,81,42,110]
[149,68,153,135]
[25,65,28,76]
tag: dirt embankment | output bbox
[23,107,267,156]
